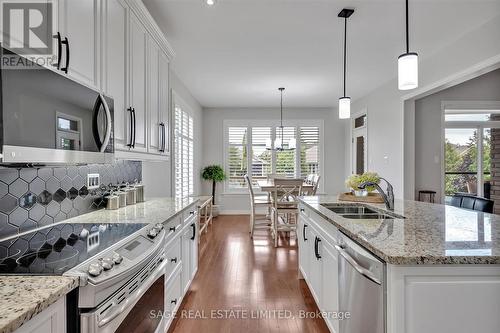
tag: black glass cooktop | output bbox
[0,223,148,275]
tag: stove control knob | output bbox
[147,229,158,239]
[112,253,123,265]
[88,262,103,277]
[101,258,115,271]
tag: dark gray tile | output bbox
[46,201,60,217]
[19,192,37,210]
[28,232,47,249]
[60,176,72,191]
[29,203,45,221]
[37,168,53,181]
[46,228,60,245]
[9,207,28,227]
[67,187,78,200]
[9,238,28,256]
[53,167,67,180]
[79,186,89,197]
[29,177,45,195]
[0,194,18,214]
[0,214,16,239]
[37,190,52,206]
[53,189,66,203]
[60,198,72,214]
[19,169,37,182]
[9,178,28,198]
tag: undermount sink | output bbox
[341,214,394,220]
[320,203,405,220]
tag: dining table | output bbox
[257,179,314,194]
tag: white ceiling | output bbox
[142,0,500,108]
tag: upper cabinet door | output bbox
[129,11,147,152]
[103,0,128,149]
[147,37,162,155]
[159,51,170,155]
[58,0,100,88]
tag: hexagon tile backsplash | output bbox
[0,160,141,239]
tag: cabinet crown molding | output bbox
[126,0,176,60]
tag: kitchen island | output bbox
[298,195,500,333]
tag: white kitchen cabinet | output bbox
[321,239,340,333]
[146,37,163,156]
[298,212,310,280]
[307,224,322,305]
[14,297,65,333]
[158,50,170,155]
[57,0,100,88]
[181,212,198,294]
[128,11,148,152]
[102,0,129,150]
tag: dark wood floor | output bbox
[168,215,330,333]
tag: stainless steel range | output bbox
[0,221,167,333]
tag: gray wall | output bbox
[202,107,346,213]
[414,68,500,200]
[0,161,141,239]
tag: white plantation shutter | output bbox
[175,105,194,199]
[300,127,320,178]
[275,126,297,177]
[227,127,248,189]
[251,127,272,185]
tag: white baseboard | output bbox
[219,210,250,215]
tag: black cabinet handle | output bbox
[303,224,308,242]
[126,107,134,148]
[170,299,177,305]
[170,257,177,263]
[169,226,176,232]
[314,237,322,260]
[190,223,196,240]
[52,32,62,70]
[131,108,136,148]
[300,208,305,212]
[61,37,69,73]
[159,123,165,152]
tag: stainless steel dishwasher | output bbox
[335,233,385,333]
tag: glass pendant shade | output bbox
[398,52,418,90]
[338,97,351,119]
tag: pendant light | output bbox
[398,0,418,90]
[338,8,354,119]
[268,87,295,151]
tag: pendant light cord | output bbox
[405,0,409,53]
[343,17,347,98]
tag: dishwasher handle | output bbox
[335,245,382,285]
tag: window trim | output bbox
[173,91,195,199]
[223,119,324,194]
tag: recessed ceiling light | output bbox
[206,0,216,6]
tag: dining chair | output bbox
[270,178,303,247]
[244,174,272,238]
[306,174,314,184]
[311,175,321,195]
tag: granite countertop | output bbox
[0,196,204,333]
[299,195,500,265]
[0,276,78,333]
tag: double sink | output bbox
[321,203,405,220]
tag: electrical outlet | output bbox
[87,173,100,190]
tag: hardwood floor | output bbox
[168,215,330,333]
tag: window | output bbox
[225,121,322,190]
[351,112,367,175]
[174,104,194,199]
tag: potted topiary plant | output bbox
[202,165,226,216]
[346,172,380,197]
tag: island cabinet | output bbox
[298,207,340,333]
[14,297,66,333]
[299,201,500,333]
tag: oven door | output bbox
[81,259,166,333]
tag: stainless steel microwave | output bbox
[0,47,114,165]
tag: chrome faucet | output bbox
[359,177,394,211]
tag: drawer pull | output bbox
[171,299,177,305]
[170,257,177,263]
[169,226,176,232]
